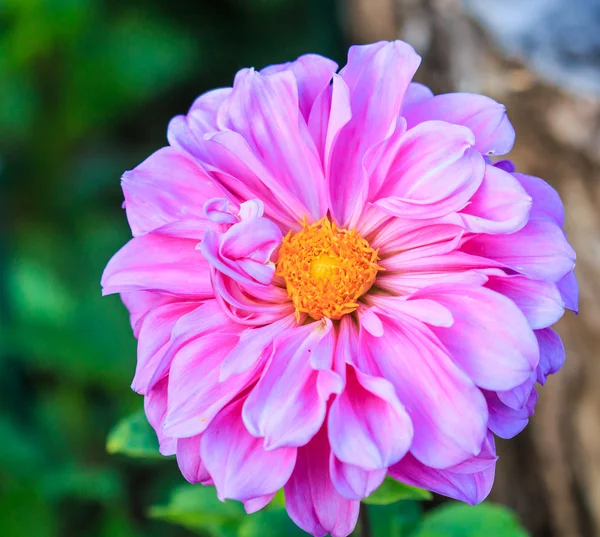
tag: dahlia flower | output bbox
[102,41,577,537]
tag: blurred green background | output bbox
[0,1,345,535]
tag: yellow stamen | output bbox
[276,217,382,321]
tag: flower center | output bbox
[276,217,382,321]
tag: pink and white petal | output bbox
[367,297,454,328]
[101,233,213,299]
[455,164,532,234]
[373,121,485,219]
[217,68,326,220]
[144,378,177,456]
[330,41,421,225]
[403,93,515,156]
[242,322,336,449]
[188,87,232,135]
[261,54,337,121]
[122,147,224,236]
[389,433,496,505]
[164,334,259,437]
[416,285,538,391]
[557,270,578,312]
[330,456,386,501]
[176,435,212,485]
[486,275,564,330]
[201,399,296,502]
[328,365,412,470]
[132,301,201,394]
[285,426,359,537]
[485,388,538,439]
[535,328,566,385]
[513,173,565,226]
[462,219,576,282]
[308,74,353,180]
[359,314,488,469]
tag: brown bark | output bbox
[343,1,600,535]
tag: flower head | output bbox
[102,41,577,537]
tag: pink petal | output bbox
[462,219,576,282]
[242,322,338,449]
[176,435,212,485]
[367,297,454,328]
[244,494,275,514]
[416,285,538,391]
[132,301,201,394]
[486,275,564,330]
[122,147,224,237]
[373,121,485,219]
[402,82,434,108]
[284,426,359,537]
[330,456,386,500]
[261,54,338,121]
[455,164,532,234]
[497,371,537,410]
[120,291,179,337]
[144,378,177,456]
[330,41,421,225]
[357,314,488,469]
[513,173,565,225]
[535,328,566,385]
[101,233,213,299]
[201,399,297,502]
[164,333,259,437]
[328,365,413,470]
[403,93,515,156]
[216,68,326,220]
[389,432,496,505]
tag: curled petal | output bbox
[176,435,212,485]
[535,328,566,385]
[330,456,386,500]
[485,388,538,439]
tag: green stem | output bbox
[360,503,373,537]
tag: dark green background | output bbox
[1,1,345,535]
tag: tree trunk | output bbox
[343,1,599,535]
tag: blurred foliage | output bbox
[0,0,531,535]
[1,1,343,536]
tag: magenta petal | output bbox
[486,275,564,330]
[330,455,386,500]
[122,147,223,237]
[144,378,177,456]
[201,399,297,502]
[513,173,565,226]
[389,433,497,505]
[217,68,326,219]
[456,164,532,234]
[242,322,336,449]
[330,40,421,225]
[284,426,359,537]
[418,285,538,391]
[463,219,576,282]
[328,365,412,470]
[373,121,485,219]
[535,328,566,385]
[164,334,258,437]
[358,314,488,469]
[176,435,212,485]
[403,93,515,156]
[132,301,200,394]
[101,233,213,299]
[485,388,538,439]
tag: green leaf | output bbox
[239,508,306,537]
[363,477,432,505]
[368,501,423,537]
[411,502,529,537]
[149,485,245,536]
[106,409,162,459]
